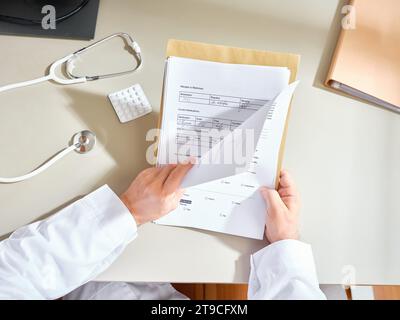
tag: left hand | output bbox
[259,170,301,243]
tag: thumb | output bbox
[260,187,282,216]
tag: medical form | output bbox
[156,57,296,239]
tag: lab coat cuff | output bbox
[84,185,138,246]
[250,239,320,285]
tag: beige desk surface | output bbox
[1,0,399,285]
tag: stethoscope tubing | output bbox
[0,54,87,94]
[0,144,78,183]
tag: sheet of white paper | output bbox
[180,81,299,188]
[156,57,295,239]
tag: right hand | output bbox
[120,162,193,226]
[259,170,301,243]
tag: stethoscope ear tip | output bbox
[72,130,96,154]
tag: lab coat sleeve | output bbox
[0,185,137,300]
[248,239,326,300]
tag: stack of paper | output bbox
[155,56,298,240]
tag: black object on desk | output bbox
[0,0,100,40]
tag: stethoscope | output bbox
[0,32,142,93]
[0,33,142,183]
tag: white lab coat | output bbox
[0,185,325,300]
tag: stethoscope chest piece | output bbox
[73,130,96,154]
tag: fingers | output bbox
[156,164,177,185]
[279,170,297,194]
[278,170,298,198]
[278,187,294,197]
[260,187,282,216]
[163,162,194,193]
[260,170,300,214]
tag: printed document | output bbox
[156,57,297,239]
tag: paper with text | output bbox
[156,57,296,239]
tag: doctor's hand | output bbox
[259,170,300,243]
[120,162,193,226]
